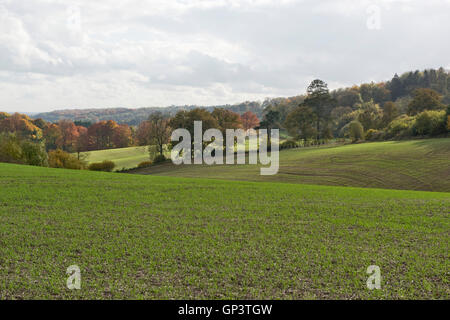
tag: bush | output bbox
[0,133,23,164]
[21,140,48,166]
[88,160,116,172]
[341,120,365,143]
[48,149,86,170]
[386,115,415,138]
[365,129,385,141]
[153,154,167,164]
[0,133,48,166]
[413,110,447,136]
[280,140,299,150]
[137,160,153,168]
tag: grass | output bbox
[0,162,448,299]
[130,138,450,192]
[80,146,150,170]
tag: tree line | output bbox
[259,68,450,145]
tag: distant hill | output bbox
[32,67,450,126]
[34,102,265,126]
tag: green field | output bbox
[0,162,448,299]
[130,138,450,192]
[80,146,150,170]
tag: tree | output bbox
[43,123,62,151]
[356,101,383,130]
[113,124,133,148]
[87,120,119,150]
[0,113,42,141]
[348,121,364,143]
[57,120,79,152]
[284,106,317,141]
[240,111,260,130]
[301,79,335,141]
[211,108,242,133]
[407,88,445,115]
[382,101,399,126]
[74,126,89,159]
[146,112,171,156]
[259,110,280,130]
[168,108,219,158]
[388,73,404,101]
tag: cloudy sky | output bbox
[0,0,449,113]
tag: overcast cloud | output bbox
[0,0,449,113]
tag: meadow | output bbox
[0,162,448,299]
[80,146,149,170]
[131,138,450,192]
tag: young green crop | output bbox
[0,163,448,299]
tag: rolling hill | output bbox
[129,138,450,192]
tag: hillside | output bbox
[129,138,450,192]
[0,163,448,299]
[34,102,265,126]
[81,146,149,170]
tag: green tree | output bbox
[408,88,445,115]
[301,79,335,141]
[382,101,399,126]
[284,106,317,141]
[348,121,365,143]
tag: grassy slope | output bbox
[80,146,149,170]
[131,138,450,192]
[0,163,448,299]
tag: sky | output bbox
[0,0,449,113]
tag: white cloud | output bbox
[0,0,448,112]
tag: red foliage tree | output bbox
[240,111,260,130]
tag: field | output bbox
[80,146,149,170]
[0,162,449,299]
[130,138,450,192]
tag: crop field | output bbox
[131,138,450,192]
[0,162,448,299]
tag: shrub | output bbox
[365,129,384,141]
[0,133,23,164]
[137,160,153,168]
[386,115,415,138]
[341,120,365,143]
[21,140,48,167]
[153,154,167,164]
[280,140,299,150]
[88,160,116,172]
[413,110,447,136]
[48,149,86,170]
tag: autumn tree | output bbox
[146,112,171,156]
[43,123,62,151]
[211,108,242,133]
[240,111,260,130]
[74,126,89,159]
[87,120,119,150]
[0,113,42,141]
[113,124,133,148]
[136,120,152,146]
[408,88,445,115]
[57,120,79,152]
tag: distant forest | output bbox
[33,67,450,126]
[34,102,265,126]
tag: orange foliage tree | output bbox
[240,111,260,130]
